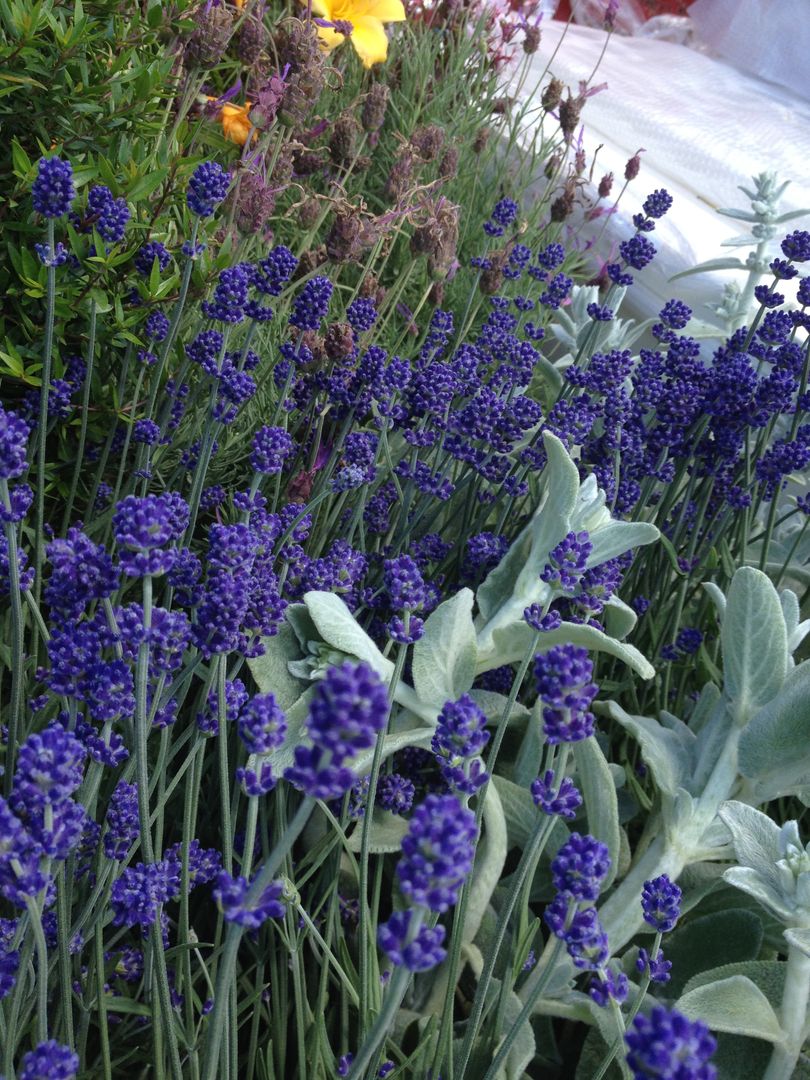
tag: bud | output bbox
[362,83,390,133]
[523,24,541,54]
[550,186,576,222]
[597,172,614,199]
[541,77,564,112]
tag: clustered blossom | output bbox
[551,832,611,902]
[540,530,593,592]
[213,873,286,929]
[533,644,598,743]
[284,661,388,800]
[18,1040,80,1080]
[186,160,230,217]
[531,770,582,819]
[396,793,477,912]
[641,874,682,933]
[624,1006,717,1079]
[251,426,295,474]
[0,404,32,480]
[431,694,490,795]
[112,492,189,576]
[32,157,75,218]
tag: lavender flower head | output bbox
[531,770,582,819]
[213,872,286,929]
[641,874,682,933]
[289,275,333,331]
[0,404,31,480]
[533,644,598,744]
[251,426,295,474]
[624,1006,717,1080]
[112,492,189,576]
[383,555,427,612]
[551,832,611,901]
[377,909,447,971]
[431,694,490,795]
[540,530,592,592]
[186,161,230,218]
[19,1039,79,1080]
[397,793,477,912]
[284,661,388,799]
[32,157,75,218]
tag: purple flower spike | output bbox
[624,1006,717,1080]
[641,874,682,933]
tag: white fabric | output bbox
[507,20,810,323]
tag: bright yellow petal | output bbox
[314,23,346,51]
[350,15,389,66]
[341,0,405,23]
[310,0,333,18]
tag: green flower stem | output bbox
[34,218,57,616]
[56,866,75,1047]
[134,574,184,1080]
[217,655,234,875]
[202,796,316,1080]
[482,935,566,1080]
[61,298,97,531]
[24,895,50,1044]
[94,927,113,1080]
[345,965,413,1080]
[455,813,557,1077]
[1,480,26,796]
[486,630,541,776]
[763,943,810,1080]
[358,640,410,1036]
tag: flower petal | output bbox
[314,23,346,51]
[345,0,405,22]
[350,16,390,67]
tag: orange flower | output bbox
[207,98,255,146]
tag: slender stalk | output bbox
[61,299,97,531]
[1,481,27,795]
[34,218,57,611]
[763,944,810,1080]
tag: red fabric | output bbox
[555,0,693,20]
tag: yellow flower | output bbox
[309,0,406,68]
[207,98,255,146]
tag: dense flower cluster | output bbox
[431,694,490,794]
[533,645,598,743]
[624,1006,717,1079]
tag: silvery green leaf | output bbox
[720,802,782,875]
[677,976,785,1043]
[285,603,319,651]
[573,737,620,889]
[738,662,810,794]
[511,432,580,600]
[703,582,727,620]
[776,208,810,223]
[476,516,535,625]
[303,591,394,682]
[716,207,761,222]
[461,784,508,949]
[690,682,723,736]
[483,620,655,680]
[248,621,309,709]
[721,567,788,720]
[512,699,545,787]
[491,775,544,850]
[693,694,733,789]
[783,928,810,957]
[346,810,410,854]
[780,588,800,637]
[350,727,435,777]
[411,588,477,710]
[671,256,748,280]
[600,702,692,796]
[602,595,637,641]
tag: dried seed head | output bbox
[293,147,326,176]
[185,5,234,68]
[326,207,366,263]
[238,13,269,66]
[233,172,276,235]
[276,21,325,128]
[295,245,327,278]
[325,322,356,362]
[410,124,445,162]
[625,150,644,180]
[362,83,390,133]
[480,250,506,295]
[559,94,582,141]
[385,148,416,202]
[301,331,326,365]
[411,200,459,279]
[472,127,491,154]
[523,24,541,54]
[439,146,459,181]
[329,115,361,168]
[541,77,564,112]
[550,187,576,222]
[298,197,322,230]
[597,172,614,199]
[358,274,386,306]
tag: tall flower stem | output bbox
[25,896,50,1044]
[61,298,97,531]
[34,219,57,617]
[202,796,316,1080]
[1,480,26,795]
[345,966,412,1080]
